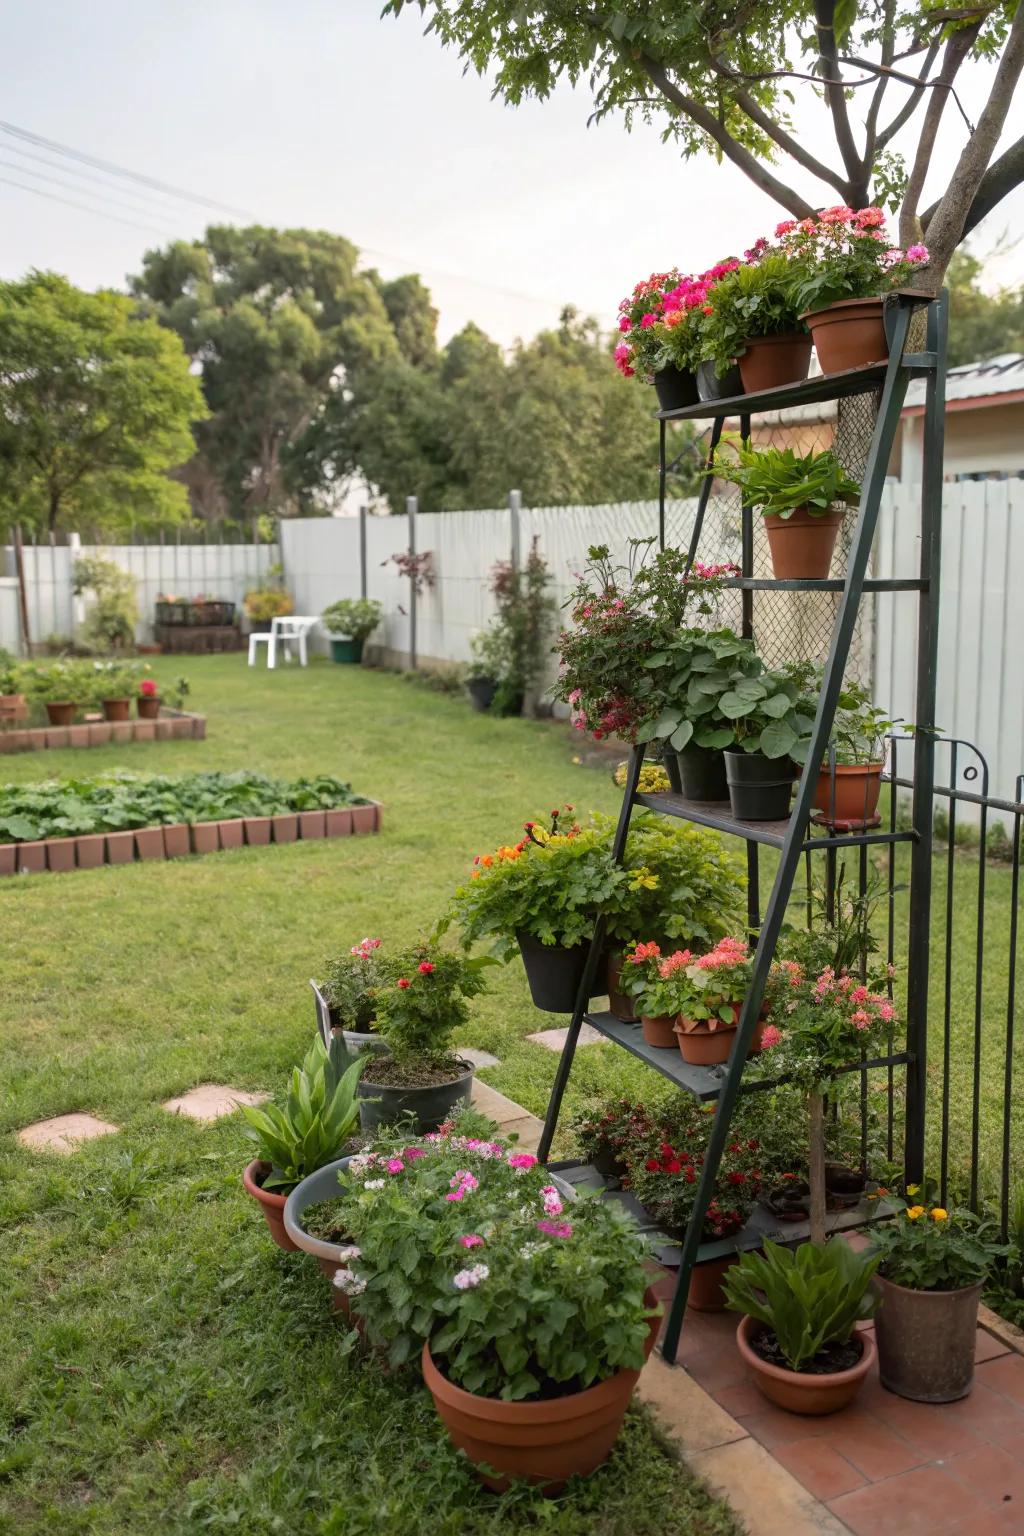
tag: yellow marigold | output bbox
[930,1207,948,1221]
[906,1205,925,1219]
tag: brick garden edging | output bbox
[0,801,381,875]
[0,709,207,753]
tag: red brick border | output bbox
[0,709,207,753]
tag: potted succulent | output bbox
[317,936,387,1052]
[707,439,861,580]
[243,565,293,633]
[356,939,492,1133]
[722,660,818,820]
[868,1196,1007,1403]
[614,268,700,410]
[424,1192,659,1490]
[724,1238,879,1414]
[239,1034,367,1251]
[320,597,382,664]
[699,250,810,393]
[780,206,931,373]
[801,681,897,825]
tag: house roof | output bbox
[903,353,1024,414]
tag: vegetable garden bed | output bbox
[0,707,207,753]
[0,769,380,875]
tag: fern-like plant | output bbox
[240,1036,366,1192]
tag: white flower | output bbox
[333,1267,367,1296]
[363,1178,385,1191]
[335,1244,361,1262]
[453,1263,490,1291]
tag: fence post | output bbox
[359,507,368,600]
[406,495,418,672]
[509,488,521,569]
[12,525,32,657]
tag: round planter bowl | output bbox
[676,742,729,802]
[724,748,796,821]
[873,1273,983,1402]
[283,1154,356,1263]
[813,763,883,825]
[675,1019,738,1066]
[738,333,812,394]
[242,1159,299,1252]
[466,676,498,712]
[422,1287,661,1492]
[737,1314,875,1415]
[763,506,844,580]
[330,636,364,664]
[802,297,887,375]
[641,1014,678,1049]
[516,930,591,1014]
[696,359,743,402]
[356,1059,474,1135]
[653,365,700,412]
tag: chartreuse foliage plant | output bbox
[607,810,745,948]
[239,1036,366,1193]
[723,1238,879,1372]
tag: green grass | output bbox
[0,657,740,1536]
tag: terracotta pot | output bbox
[737,1314,874,1415]
[641,1014,678,1049]
[45,701,75,727]
[191,821,220,855]
[873,1273,982,1402]
[325,808,353,837]
[801,297,887,375]
[299,810,326,840]
[106,830,135,865]
[687,1254,739,1313]
[102,698,131,723]
[272,813,298,844]
[422,1287,661,1492]
[137,695,160,720]
[675,1017,738,1066]
[763,506,844,580]
[0,844,16,876]
[17,841,47,874]
[218,818,244,850]
[242,1160,299,1252]
[738,332,812,394]
[606,952,637,1022]
[134,826,165,861]
[75,834,106,869]
[45,837,76,873]
[244,816,272,846]
[813,763,883,825]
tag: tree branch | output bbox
[898,22,981,247]
[922,132,1024,239]
[637,53,816,220]
[708,62,853,199]
[875,38,942,151]
[815,0,866,194]
[862,0,897,173]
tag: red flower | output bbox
[727,1171,746,1185]
[645,1158,660,1172]
[665,1159,682,1174]
[397,977,410,990]
[139,678,158,697]
[418,961,435,974]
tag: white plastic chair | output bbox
[270,615,319,667]
[248,632,274,666]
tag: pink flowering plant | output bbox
[676,936,753,1034]
[429,1190,656,1401]
[777,206,929,314]
[614,268,686,379]
[321,936,383,1032]
[615,261,742,381]
[762,960,897,1090]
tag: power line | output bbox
[0,173,176,239]
[0,139,203,217]
[0,157,188,232]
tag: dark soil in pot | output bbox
[696,359,743,401]
[653,365,699,412]
[724,748,796,821]
[467,676,498,712]
[516,929,592,1013]
[676,743,729,801]
[357,1057,474,1134]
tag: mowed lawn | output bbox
[0,657,739,1536]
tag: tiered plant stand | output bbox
[537,291,948,1365]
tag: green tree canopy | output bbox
[946,247,1024,367]
[0,271,206,537]
[385,1,1024,284]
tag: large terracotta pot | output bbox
[738,332,811,393]
[873,1273,983,1403]
[763,506,844,580]
[641,1013,678,1049]
[45,701,75,727]
[422,1288,661,1492]
[737,1314,875,1415]
[813,762,883,824]
[802,297,887,375]
[242,1159,299,1252]
[687,1254,739,1313]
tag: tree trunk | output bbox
[808,1091,827,1247]
[48,487,61,533]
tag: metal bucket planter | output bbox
[516,930,591,1013]
[356,1059,474,1135]
[873,1274,983,1402]
[724,749,796,820]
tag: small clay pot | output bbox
[641,1014,678,1049]
[687,1254,739,1313]
[606,952,637,1022]
[102,698,132,723]
[137,695,160,720]
[737,1314,874,1415]
[242,1160,299,1252]
[738,333,812,393]
[763,506,844,580]
[45,701,75,727]
[813,764,883,825]
[675,1017,738,1066]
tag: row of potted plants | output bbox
[554,544,897,822]
[154,595,237,627]
[614,204,930,408]
[0,657,190,726]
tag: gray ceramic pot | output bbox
[874,1273,983,1402]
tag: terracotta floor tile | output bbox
[949,1507,1024,1535]
[829,1464,982,1535]
[869,1387,988,1458]
[774,1437,867,1501]
[930,1381,1024,1446]
[995,1429,1024,1463]
[975,1330,1011,1364]
[715,1382,765,1418]
[945,1441,1024,1511]
[976,1354,1024,1406]
[735,1405,833,1450]
[823,1409,927,1482]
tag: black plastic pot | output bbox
[825,1163,868,1209]
[696,359,743,402]
[356,1060,474,1134]
[724,748,796,820]
[494,691,524,718]
[467,676,498,712]
[653,365,700,412]
[676,743,729,802]
[516,929,592,1013]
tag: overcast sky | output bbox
[2,0,1023,349]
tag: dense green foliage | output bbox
[73,557,140,651]
[371,941,492,1066]
[723,1238,879,1371]
[0,272,206,536]
[708,441,860,522]
[240,1036,366,1192]
[947,246,1024,367]
[870,1198,1007,1291]
[320,598,382,642]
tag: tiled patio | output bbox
[662,1280,1024,1535]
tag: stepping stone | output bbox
[17,1113,119,1154]
[526,1023,604,1052]
[161,1084,270,1123]
[470,1080,543,1154]
[460,1048,500,1069]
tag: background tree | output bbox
[946,246,1024,366]
[0,271,205,538]
[386,1,1024,284]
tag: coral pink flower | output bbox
[854,206,885,228]
[775,219,797,236]
[760,1025,782,1049]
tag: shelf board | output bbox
[585,1011,911,1102]
[551,1160,901,1265]
[719,577,928,594]
[657,361,894,422]
[633,790,916,853]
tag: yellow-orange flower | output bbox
[906,1205,925,1219]
[480,854,493,867]
[930,1207,948,1221]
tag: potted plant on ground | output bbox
[707,439,861,580]
[699,250,810,393]
[868,1196,1007,1403]
[243,565,293,633]
[356,939,492,1133]
[27,659,90,727]
[424,1192,660,1490]
[800,681,897,825]
[614,268,700,410]
[722,660,818,820]
[320,597,382,664]
[466,628,511,714]
[466,542,556,717]
[724,1238,879,1414]
[89,660,140,722]
[781,206,930,373]
[239,1035,367,1250]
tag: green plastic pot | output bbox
[330,637,364,664]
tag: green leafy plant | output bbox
[637,628,761,753]
[722,659,819,759]
[87,659,142,703]
[474,540,556,712]
[320,598,382,642]
[370,940,492,1070]
[723,1238,879,1371]
[602,810,745,948]
[321,937,383,1031]
[780,209,930,314]
[870,1198,1008,1291]
[73,556,139,652]
[809,680,898,767]
[698,254,804,373]
[239,1035,367,1193]
[707,439,861,522]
